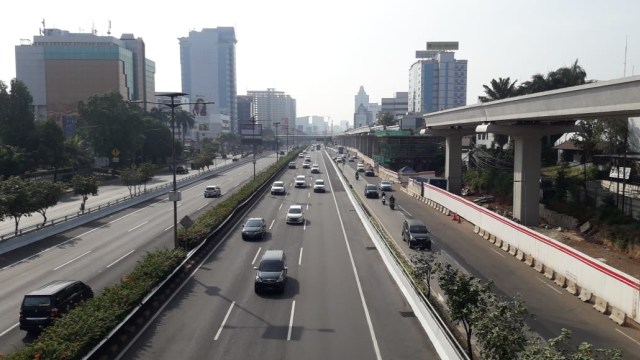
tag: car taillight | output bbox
[51,308,60,317]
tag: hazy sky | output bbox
[1,0,639,124]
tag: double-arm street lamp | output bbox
[273,121,280,162]
[250,116,257,179]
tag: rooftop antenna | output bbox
[92,22,96,35]
[624,35,628,77]
[107,20,111,35]
[40,18,45,35]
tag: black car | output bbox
[365,168,375,176]
[175,165,189,174]
[364,184,379,198]
[20,280,94,333]
[242,217,267,240]
[254,250,288,294]
[402,218,432,250]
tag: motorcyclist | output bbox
[389,194,395,205]
[355,171,359,180]
[381,191,386,204]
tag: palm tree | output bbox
[174,109,195,146]
[478,77,518,103]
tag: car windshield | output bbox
[206,186,218,190]
[259,260,283,272]
[366,185,376,190]
[273,182,284,187]
[22,296,51,307]
[296,176,305,180]
[245,219,262,227]
[288,208,302,214]
[381,181,390,185]
[410,225,428,233]
[315,180,324,185]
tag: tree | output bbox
[520,328,622,360]
[72,175,98,212]
[472,293,530,360]
[29,179,66,225]
[479,77,519,103]
[174,109,195,146]
[436,263,489,359]
[377,112,398,127]
[411,253,437,298]
[0,79,36,151]
[0,145,29,179]
[77,92,145,160]
[138,162,156,191]
[34,119,68,180]
[140,117,172,164]
[0,176,35,235]
[63,136,94,171]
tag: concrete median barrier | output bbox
[554,273,566,287]
[516,250,525,261]
[579,288,592,302]
[609,306,627,326]
[593,296,609,314]
[494,237,503,248]
[501,241,510,252]
[544,265,555,280]
[525,254,534,267]
[566,280,578,295]
[473,225,479,234]
[508,245,517,256]
[534,259,544,273]
[488,234,496,243]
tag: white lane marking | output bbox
[127,221,149,232]
[214,301,236,341]
[327,174,382,359]
[287,300,296,341]
[279,203,283,210]
[164,224,174,231]
[399,205,411,217]
[251,247,262,265]
[308,192,310,198]
[106,249,136,268]
[536,277,562,294]
[197,203,208,210]
[490,248,505,257]
[615,328,640,347]
[269,219,275,230]
[303,220,307,231]
[0,323,18,337]
[54,251,92,271]
[306,203,309,210]
[299,247,303,266]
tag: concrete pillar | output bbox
[513,134,541,226]
[445,135,462,194]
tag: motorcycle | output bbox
[381,196,386,205]
[389,198,395,210]
[355,172,359,180]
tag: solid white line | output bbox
[0,323,18,337]
[164,224,174,231]
[287,300,296,341]
[127,221,149,232]
[306,203,309,210]
[399,205,411,217]
[328,173,382,359]
[308,192,310,198]
[279,203,283,210]
[536,277,562,294]
[106,249,135,268]
[251,247,262,265]
[299,247,303,265]
[269,219,275,230]
[54,250,91,270]
[615,328,640,347]
[490,248,505,257]
[197,203,207,210]
[214,301,236,341]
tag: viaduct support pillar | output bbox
[513,134,541,226]
[445,135,463,194]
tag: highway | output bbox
[122,149,439,359]
[0,155,274,355]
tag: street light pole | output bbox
[273,122,280,162]
[250,116,257,179]
[157,92,187,249]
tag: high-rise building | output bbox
[179,27,238,137]
[353,86,379,128]
[408,42,467,114]
[247,88,296,131]
[380,92,408,120]
[15,28,155,126]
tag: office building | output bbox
[353,86,379,128]
[179,27,238,138]
[15,27,155,128]
[380,92,408,120]
[247,88,296,131]
[408,42,467,114]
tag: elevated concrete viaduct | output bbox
[424,75,640,226]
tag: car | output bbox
[271,181,286,195]
[204,185,221,198]
[336,157,343,164]
[348,156,355,162]
[294,175,306,188]
[242,217,267,240]
[402,218,432,250]
[302,162,311,169]
[364,183,379,198]
[20,280,94,333]
[365,168,375,177]
[288,162,297,169]
[231,157,239,162]
[298,153,304,158]
[286,204,305,224]
[175,165,189,174]
[279,150,285,155]
[356,163,365,172]
[378,180,393,192]
[305,156,311,161]
[310,164,320,173]
[313,179,326,192]
[254,250,288,294]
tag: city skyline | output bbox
[1,0,639,124]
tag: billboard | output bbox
[426,41,459,51]
[240,123,262,136]
[415,50,439,59]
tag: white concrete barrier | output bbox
[554,273,566,287]
[579,288,592,302]
[593,296,609,314]
[609,307,627,326]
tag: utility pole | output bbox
[273,122,280,162]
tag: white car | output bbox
[313,179,326,193]
[286,205,304,224]
[356,163,365,172]
[302,162,311,169]
[294,175,307,188]
[203,185,221,198]
[310,164,320,173]
[271,181,286,195]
